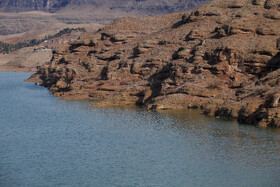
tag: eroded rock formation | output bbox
[27,0,280,127]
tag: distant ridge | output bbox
[0,0,210,14]
[0,0,211,35]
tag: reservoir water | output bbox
[0,72,279,186]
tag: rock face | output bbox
[27,0,280,128]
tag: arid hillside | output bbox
[0,0,209,14]
[0,0,210,35]
[27,0,280,127]
[0,25,102,72]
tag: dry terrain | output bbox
[27,0,280,127]
[0,0,210,35]
[0,25,103,71]
[0,0,209,71]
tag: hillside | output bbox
[0,0,210,35]
[0,26,97,72]
[0,0,209,14]
[0,22,102,44]
[27,0,280,127]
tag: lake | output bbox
[0,72,279,186]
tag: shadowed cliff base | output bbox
[27,0,280,128]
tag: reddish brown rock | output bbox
[27,0,280,128]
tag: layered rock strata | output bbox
[27,0,280,127]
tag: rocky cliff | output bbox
[27,0,280,128]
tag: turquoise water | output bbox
[0,72,279,187]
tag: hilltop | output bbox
[27,0,280,127]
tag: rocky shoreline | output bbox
[26,0,280,128]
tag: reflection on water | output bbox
[0,72,279,187]
[161,109,280,165]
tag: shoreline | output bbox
[3,0,280,129]
[0,70,277,129]
[26,73,280,129]
[0,65,36,73]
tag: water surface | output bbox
[0,72,279,186]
